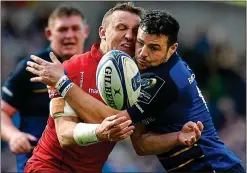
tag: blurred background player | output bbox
[1,4,89,172]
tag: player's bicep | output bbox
[1,100,17,117]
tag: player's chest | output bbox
[73,65,103,101]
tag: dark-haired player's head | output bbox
[99,2,144,57]
[46,4,89,60]
[135,10,180,71]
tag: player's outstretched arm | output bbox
[131,121,203,155]
[26,53,131,123]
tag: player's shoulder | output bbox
[20,47,51,65]
[62,51,91,69]
[168,52,195,89]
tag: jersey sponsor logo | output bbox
[141,78,157,89]
[134,102,144,113]
[79,72,84,88]
[141,116,156,125]
[138,73,165,104]
[188,73,195,84]
[88,88,99,94]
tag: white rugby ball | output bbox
[96,50,141,110]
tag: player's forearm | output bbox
[131,131,181,155]
[1,111,20,142]
[55,116,79,147]
[64,84,120,123]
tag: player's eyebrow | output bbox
[148,43,161,48]
[137,38,144,43]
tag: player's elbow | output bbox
[133,140,152,156]
[134,146,151,156]
[57,131,74,148]
[57,134,72,148]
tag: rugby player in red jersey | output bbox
[26,2,202,172]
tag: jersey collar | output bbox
[90,44,103,63]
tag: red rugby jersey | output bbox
[29,44,116,172]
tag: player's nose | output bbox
[65,28,75,38]
[140,45,148,58]
[125,29,135,41]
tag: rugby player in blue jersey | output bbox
[26,8,244,172]
[1,5,89,172]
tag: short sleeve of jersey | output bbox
[62,54,82,81]
[127,71,178,123]
[2,58,31,109]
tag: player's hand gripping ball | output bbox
[96,50,141,110]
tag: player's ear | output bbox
[83,24,90,39]
[45,27,52,41]
[99,26,106,40]
[167,43,178,58]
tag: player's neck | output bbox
[99,41,107,55]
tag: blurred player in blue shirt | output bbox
[1,4,89,172]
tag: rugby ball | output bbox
[96,50,141,110]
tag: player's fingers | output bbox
[184,121,197,131]
[194,126,201,140]
[104,115,117,121]
[30,55,50,66]
[108,116,127,128]
[10,145,24,154]
[20,136,33,150]
[30,77,44,83]
[15,139,30,152]
[197,121,204,132]
[27,61,42,70]
[50,52,61,64]
[190,136,197,144]
[118,130,134,140]
[115,120,133,130]
[184,139,191,146]
[113,125,135,137]
[26,133,38,141]
[26,67,41,76]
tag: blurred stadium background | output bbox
[1,1,246,172]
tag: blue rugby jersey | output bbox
[127,52,242,172]
[1,47,58,172]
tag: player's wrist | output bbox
[176,131,184,146]
[55,75,74,97]
[73,123,100,146]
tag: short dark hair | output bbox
[48,4,85,27]
[102,2,143,27]
[140,10,180,48]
